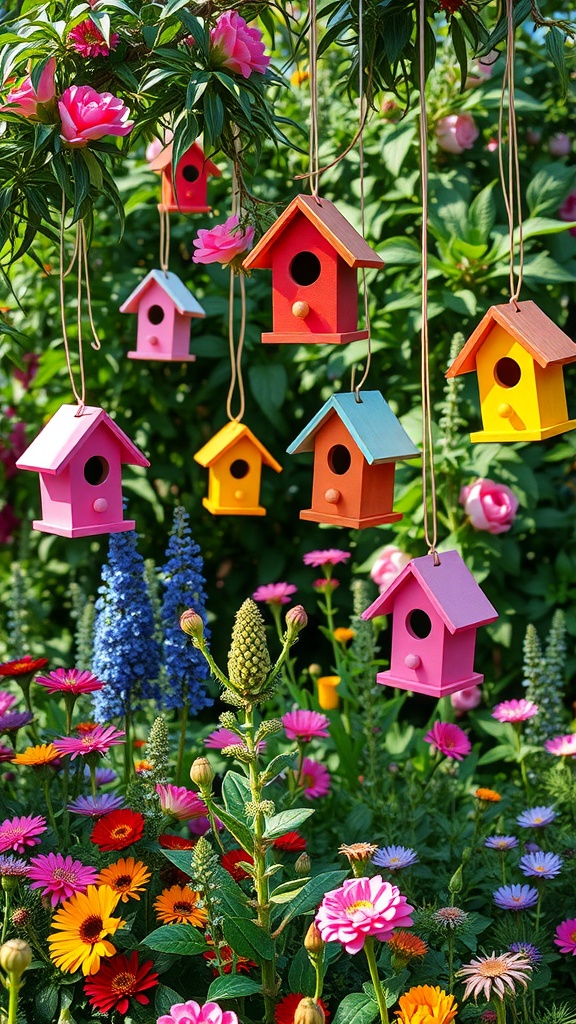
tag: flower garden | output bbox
[1,1,576,1023]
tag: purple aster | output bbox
[485,836,519,851]
[494,883,539,910]
[516,806,557,829]
[520,851,563,879]
[0,855,29,878]
[67,793,124,818]
[372,845,419,871]
[509,941,542,965]
[83,766,118,787]
[0,711,34,733]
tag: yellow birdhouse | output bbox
[446,300,576,442]
[194,421,282,516]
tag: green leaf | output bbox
[468,182,497,244]
[376,237,421,265]
[207,975,262,1000]
[259,751,297,786]
[80,148,103,192]
[222,770,251,820]
[271,870,349,927]
[526,164,576,217]
[269,877,310,904]
[450,16,468,93]
[155,985,185,1017]
[263,808,314,839]
[332,993,379,1024]
[545,26,567,97]
[380,123,416,178]
[143,924,208,955]
[203,91,224,151]
[222,915,275,964]
[205,800,255,853]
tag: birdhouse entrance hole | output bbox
[494,357,521,388]
[84,455,110,486]
[182,164,200,183]
[148,304,165,325]
[289,251,321,286]
[230,459,249,479]
[328,444,351,475]
[407,608,432,639]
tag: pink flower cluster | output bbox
[370,545,411,593]
[192,215,255,266]
[2,58,56,118]
[158,1001,238,1024]
[210,11,269,79]
[68,19,119,57]
[59,85,134,146]
[436,113,479,154]
[460,478,519,534]
[315,874,414,954]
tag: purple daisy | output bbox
[509,941,542,965]
[372,845,419,871]
[493,883,539,911]
[27,852,98,906]
[485,836,519,851]
[0,855,29,878]
[83,766,118,787]
[516,806,557,829]
[0,711,34,733]
[67,794,124,818]
[520,851,563,879]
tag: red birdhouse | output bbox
[148,141,221,214]
[287,391,419,528]
[362,551,498,698]
[119,270,205,362]
[15,405,149,538]
[242,194,384,344]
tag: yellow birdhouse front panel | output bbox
[194,421,282,516]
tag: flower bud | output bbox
[190,757,214,791]
[179,609,204,641]
[294,997,325,1024]
[285,604,308,638]
[295,852,311,876]
[308,664,322,678]
[304,921,325,956]
[0,938,32,977]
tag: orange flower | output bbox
[96,858,151,903]
[395,985,457,1024]
[475,788,501,803]
[153,885,208,926]
[290,69,309,86]
[333,627,355,644]
[389,930,428,966]
[12,743,59,766]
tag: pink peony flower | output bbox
[282,709,330,742]
[210,11,269,79]
[549,132,572,157]
[192,215,254,265]
[156,785,209,821]
[424,722,471,761]
[296,757,331,798]
[68,19,119,57]
[58,84,134,147]
[436,113,479,154]
[370,545,411,593]
[2,58,56,118]
[252,582,297,605]
[303,549,350,568]
[315,874,414,954]
[459,478,519,534]
[451,685,482,716]
[545,734,576,757]
[559,191,576,237]
[492,699,538,724]
[157,1000,239,1024]
[554,918,576,955]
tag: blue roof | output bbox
[286,391,420,463]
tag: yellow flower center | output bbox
[80,915,103,944]
[479,958,508,977]
[110,826,130,840]
[346,900,373,914]
[111,971,136,994]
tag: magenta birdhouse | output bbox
[148,141,221,214]
[362,551,498,697]
[242,194,384,344]
[15,405,149,538]
[120,270,205,362]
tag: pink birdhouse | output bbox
[119,270,205,362]
[362,551,498,697]
[148,141,221,214]
[242,194,384,344]
[15,405,149,538]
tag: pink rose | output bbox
[2,57,56,119]
[436,113,479,154]
[68,19,120,58]
[370,545,412,593]
[210,11,270,79]
[560,191,576,237]
[459,478,519,534]
[192,214,255,266]
[58,85,134,147]
[549,132,572,157]
[451,685,482,716]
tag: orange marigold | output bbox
[475,788,501,803]
[389,930,428,966]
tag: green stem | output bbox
[1,890,12,944]
[43,776,59,841]
[448,930,455,994]
[500,851,507,885]
[534,884,542,935]
[175,702,189,787]
[513,724,530,799]
[89,763,97,800]
[364,938,389,1024]
[313,953,324,1002]
[494,997,507,1024]
[7,974,19,1024]
[123,711,132,789]
[270,605,298,688]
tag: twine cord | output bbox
[159,206,171,274]
[309,0,321,199]
[59,194,86,412]
[352,0,372,401]
[226,157,246,423]
[498,0,524,304]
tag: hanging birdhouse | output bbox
[148,141,221,214]
[242,194,384,344]
[286,391,419,528]
[15,405,149,538]
[194,421,282,516]
[119,269,205,362]
[362,550,498,698]
[446,300,576,442]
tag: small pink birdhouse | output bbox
[119,270,205,362]
[15,405,149,538]
[242,194,384,344]
[148,141,221,214]
[362,551,498,697]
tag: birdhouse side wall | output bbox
[308,415,396,520]
[533,361,569,428]
[207,436,263,511]
[172,312,194,357]
[476,328,540,434]
[336,260,360,334]
[161,168,176,210]
[136,282,177,356]
[38,470,73,532]
[174,148,209,210]
[441,630,478,686]
[388,578,448,687]
[68,429,125,530]
[271,214,340,335]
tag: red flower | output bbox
[203,943,257,975]
[438,0,465,12]
[273,831,307,852]
[0,656,48,678]
[91,809,145,851]
[75,721,97,735]
[158,834,196,850]
[221,848,254,882]
[275,994,330,1024]
[84,950,158,1014]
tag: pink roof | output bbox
[147,141,221,177]
[362,550,498,634]
[16,405,149,475]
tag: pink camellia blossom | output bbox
[436,113,479,154]
[53,724,125,760]
[210,11,269,79]
[451,685,482,716]
[252,582,297,606]
[492,699,538,724]
[36,667,104,695]
[296,757,331,799]
[2,58,56,118]
[370,545,412,593]
[424,722,471,761]
[28,852,98,907]
[0,814,47,854]
[459,478,519,534]
[192,215,255,266]
[156,785,210,822]
[554,918,576,955]
[204,728,266,753]
[157,1000,239,1024]
[545,734,576,757]
[559,191,576,237]
[303,549,351,568]
[283,709,330,742]
[315,874,414,954]
[549,132,572,157]
[58,84,134,147]
[68,19,119,57]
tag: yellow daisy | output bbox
[395,985,457,1024]
[12,743,59,766]
[153,884,208,927]
[96,857,151,903]
[48,884,124,976]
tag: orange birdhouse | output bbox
[194,421,282,516]
[242,194,384,345]
[287,391,419,528]
[148,141,221,214]
[446,300,576,442]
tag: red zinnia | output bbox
[221,848,254,882]
[91,810,145,851]
[275,994,330,1023]
[0,656,48,678]
[158,834,196,850]
[84,950,158,1014]
[439,0,465,12]
[273,831,307,852]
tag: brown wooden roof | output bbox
[242,194,384,270]
[446,300,576,377]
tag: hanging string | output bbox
[498,0,524,304]
[418,0,439,562]
[308,0,321,200]
[352,0,372,401]
[226,157,246,422]
[59,194,86,413]
[159,206,171,274]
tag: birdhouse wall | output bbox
[174,149,209,211]
[135,282,177,357]
[207,436,263,512]
[36,429,125,537]
[172,312,195,358]
[309,415,396,521]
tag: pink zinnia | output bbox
[0,692,16,715]
[315,874,414,954]
[252,582,297,605]
[156,784,209,821]
[297,757,331,798]
[554,918,576,955]
[204,728,266,753]
[303,549,350,568]
[545,734,576,757]
[0,814,47,853]
[157,1000,239,1024]
[36,667,104,695]
[192,214,254,266]
[68,18,119,57]
[424,722,471,761]
[283,710,330,742]
[28,852,98,907]
[313,578,340,592]
[492,699,539,723]
[54,724,125,760]
[210,10,269,79]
